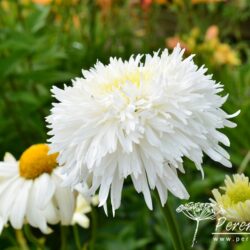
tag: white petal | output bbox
[110,170,124,215]
[34,174,55,209]
[72,213,90,228]
[44,201,60,224]
[3,153,17,163]
[54,186,75,225]
[10,180,32,229]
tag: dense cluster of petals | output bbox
[47,45,239,214]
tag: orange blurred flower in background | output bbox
[155,0,168,4]
[21,0,58,4]
[72,15,80,29]
[166,36,190,52]
[97,0,113,9]
[97,0,113,19]
[31,0,53,4]
[140,0,167,10]
[166,27,199,53]
[21,0,80,5]
[192,0,225,4]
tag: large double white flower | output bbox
[47,45,239,214]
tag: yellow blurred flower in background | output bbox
[166,25,241,67]
[213,43,241,66]
[200,25,241,66]
[211,174,250,222]
[1,0,9,10]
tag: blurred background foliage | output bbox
[0,0,249,249]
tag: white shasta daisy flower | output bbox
[0,144,75,234]
[47,45,239,214]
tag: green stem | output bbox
[192,220,200,247]
[238,150,250,173]
[208,225,222,250]
[24,225,45,250]
[15,230,30,250]
[73,225,81,250]
[158,199,185,250]
[88,0,96,45]
[208,237,217,250]
[89,207,97,250]
[82,243,88,250]
[60,226,68,250]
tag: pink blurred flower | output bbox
[166,36,189,52]
[140,0,153,10]
[205,25,219,41]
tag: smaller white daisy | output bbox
[0,144,76,234]
[71,194,93,229]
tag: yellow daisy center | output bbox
[19,144,58,179]
[226,181,250,204]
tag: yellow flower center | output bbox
[19,144,58,179]
[226,182,250,204]
[101,70,150,93]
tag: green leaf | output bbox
[19,70,75,84]
[0,51,28,78]
[25,6,50,33]
[236,240,250,250]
